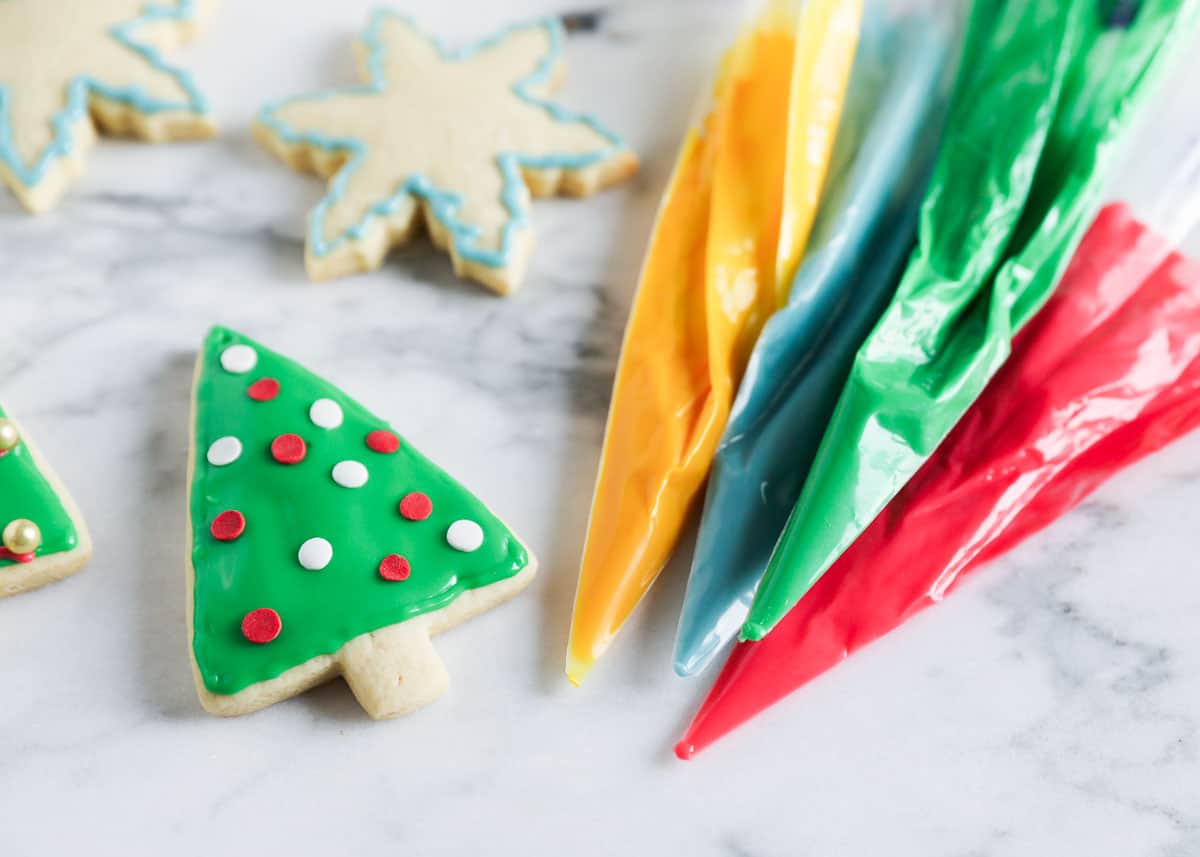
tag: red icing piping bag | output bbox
[676,204,1200,758]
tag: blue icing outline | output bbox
[257,10,630,271]
[0,0,210,190]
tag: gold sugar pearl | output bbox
[0,418,19,453]
[3,519,41,555]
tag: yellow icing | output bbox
[567,0,861,685]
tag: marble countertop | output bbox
[3,1,1200,854]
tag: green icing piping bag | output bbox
[743,0,1200,640]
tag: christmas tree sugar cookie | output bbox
[187,327,538,718]
[254,11,637,294]
[0,0,216,214]
[0,405,92,597]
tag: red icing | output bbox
[242,608,282,644]
[378,554,411,581]
[210,510,246,541]
[0,547,35,563]
[247,378,281,402]
[0,449,10,459]
[271,434,307,464]
[398,492,432,521]
[677,206,1200,758]
[366,429,400,454]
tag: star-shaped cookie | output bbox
[256,12,638,294]
[0,0,216,213]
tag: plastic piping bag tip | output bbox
[674,740,696,761]
[740,621,768,642]
[673,659,697,678]
[565,652,593,688]
[673,631,724,677]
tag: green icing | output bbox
[190,327,530,695]
[0,403,78,568]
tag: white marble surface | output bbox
[3,1,1200,854]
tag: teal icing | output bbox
[0,0,210,188]
[257,10,630,271]
[673,8,953,676]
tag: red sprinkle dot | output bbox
[366,429,400,454]
[210,510,246,541]
[241,608,282,644]
[399,492,433,521]
[378,554,411,581]
[271,433,307,464]
[247,378,281,402]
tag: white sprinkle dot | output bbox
[298,537,333,570]
[331,460,368,488]
[446,520,484,552]
[309,398,344,429]
[206,436,242,466]
[220,344,258,374]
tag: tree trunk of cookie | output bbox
[339,619,449,719]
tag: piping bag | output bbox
[566,0,861,685]
[742,0,1200,640]
[673,3,955,677]
[677,196,1200,758]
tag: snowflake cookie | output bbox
[0,0,216,213]
[255,11,638,294]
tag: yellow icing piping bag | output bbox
[566,0,861,686]
[774,0,863,300]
